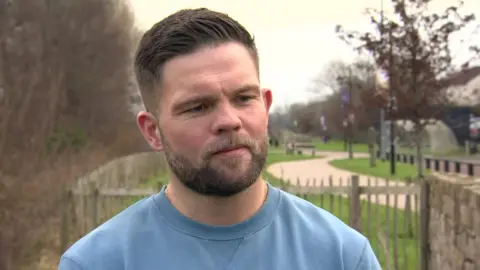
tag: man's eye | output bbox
[238,95,254,103]
[186,104,208,113]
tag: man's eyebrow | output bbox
[232,84,261,95]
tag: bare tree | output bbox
[0,0,141,268]
[336,0,477,177]
[310,59,380,154]
[0,0,140,173]
[313,58,376,94]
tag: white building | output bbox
[444,67,480,106]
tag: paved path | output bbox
[267,152,415,210]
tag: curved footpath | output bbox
[267,152,412,210]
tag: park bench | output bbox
[294,142,316,156]
[285,141,316,156]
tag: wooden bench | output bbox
[285,141,316,156]
[293,142,316,156]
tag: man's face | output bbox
[137,42,272,197]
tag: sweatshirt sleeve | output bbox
[355,240,382,270]
[58,256,84,270]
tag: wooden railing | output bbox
[378,151,480,177]
[60,152,168,254]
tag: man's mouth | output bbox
[212,146,248,156]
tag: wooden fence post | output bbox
[419,177,429,270]
[404,177,414,237]
[157,181,164,192]
[349,175,362,232]
[280,179,286,191]
[90,182,99,230]
[60,183,71,254]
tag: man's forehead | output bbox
[161,43,256,85]
[159,47,258,106]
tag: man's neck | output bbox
[165,179,267,226]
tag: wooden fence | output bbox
[380,151,480,177]
[283,175,429,270]
[59,152,168,253]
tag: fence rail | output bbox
[288,184,420,196]
[379,151,480,177]
[60,152,168,254]
[71,187,158,197]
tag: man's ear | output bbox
[137,111,163,151]
[262,88,273,114]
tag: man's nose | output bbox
[211,104,242,135]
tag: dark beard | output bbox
[161,133,268,197]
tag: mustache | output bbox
[204,135,258,158]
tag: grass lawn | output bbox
[312,139,370,153]
[305,193,419,270]
[311,137,466,159]
[329,157,425,181]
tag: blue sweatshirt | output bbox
[59,183,380,269]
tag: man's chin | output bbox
[215,161,255,176]
[207,178,259,197]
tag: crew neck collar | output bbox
[153,182,281,241]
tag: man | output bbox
[59,8,381,270]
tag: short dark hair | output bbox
[134,8,258,112]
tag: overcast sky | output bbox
[129,0,480,111]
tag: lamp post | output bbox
[340,69,354,159]
[348,68,354,159]
[376,0,396,175]
[387,17,396,175]
[341,87,349,151]
[320,113,328,143]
